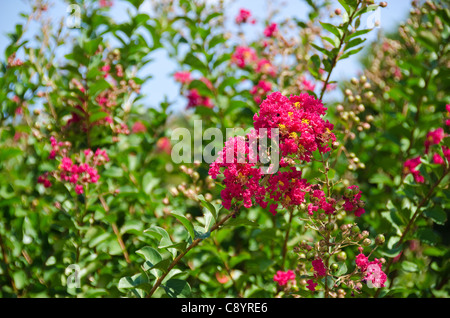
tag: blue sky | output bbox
[0,0,412,109]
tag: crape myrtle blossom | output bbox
[38,137,109,195]
[403,156,425,183]
[174,71,192,85]
[355,253,387,288]
[273,270,295,286]
[446,104,450,126]
[231,46,258,69]
[209,92,360,217]
[263,23,278,37]
[250,80,272,104]
[235,8,256,25]
[424,127,444,154]
[343,185,366,217]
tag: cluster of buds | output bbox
[171,162,215,203]
[291,219,387,297]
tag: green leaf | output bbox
[183,52,208,74]
[335,262,348,276]
[136,246,162,265]
[118,273,150,292]
[163,279,191,298]
[401,261,418,272]
[89,111,109,123]
[423,206,447,225]
[198,194,219,222]
[144,226,176,253]
[0,147,22,161]
[171,211,195,240]
[339,46,364,60]
[415,228,440,246]
[338,0,351,15]
[320,22,342,39]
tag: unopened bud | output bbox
[375,234,385,245]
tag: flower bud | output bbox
[362,238,372,246]
[375,234,385,245]
[307,250,316,260]
[336,251,347,261]
[351,225,360,235]
[331,263,339,273]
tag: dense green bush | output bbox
[0,0,448,298]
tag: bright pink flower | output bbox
[312,258,327,277]
[299,77,315,92]
[209,135,267,210]
[231,46,257,68]
[433,153,444,165]
[101,64,111,77]
[99,0,113,8]
[256,59,276,77]
[356,254,387,288]
[273,270,295,286]
[250,80,272,104]
[442,146,450,162]
[263,23,278,37]
[235,8,255,24]
[186,89,213,109]
[364,259,387,288]
[425,128,444,153]
[132,121,147,133]
[403,156,424,183]
[75,184,84,194]
[37,174,52,188]
[306,279,318,291]
[156,137,172,155]
[355,253,369,271]
[343,185,365,217]
[174,71,191,84]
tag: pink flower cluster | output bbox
[298,76,316,92]
[343,185,366,217]
[250,80,272,104]
[355,253,387,288]
[208,135,267,210]
[446,104,450,126]
[99,0,113,8]
[263,23,278,37]
[404,121,449,183]
[38,137,109,195]
[231,46,258,69]
[235,8,256,25]
[186,89,214,109]
[273,270,296,286]
[403,156,425,183]
[312,258,327,277]
[174,71,214,109]
[174,71,192,85]
[253,92,335,161]
[209,92,344,216]
[231,46,277,79]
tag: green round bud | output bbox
[375,234,385,245]
[362,238,372,246]
[351,225,360,235]
[326,222,335,232]
[331,263,339,273]
[307,250,316,260]
[298,253,306,259]
[336,251,347,261]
